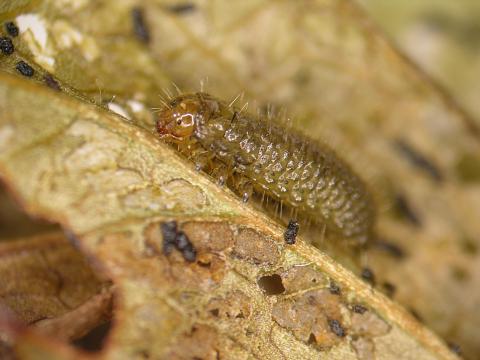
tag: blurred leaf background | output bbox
[362,0,480,122]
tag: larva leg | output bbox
[233,176,253,203]
[190,150,212,172]
[320,223,326,245]
[211,163,230,186]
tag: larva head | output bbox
[156,93,220,143]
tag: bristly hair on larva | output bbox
[155,91,376,246]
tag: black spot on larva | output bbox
[382,282,396,298]
[15,61,34,77]
[166,2,197,14]
[394,139,443,182]
[257,274,285,295]
[373,239,406,259]
[447,341,462,356]
[44,74,61,91]
[131,7,150,44]
[0,36,14,55]
[307,333,316,344]
[329,281,341,295]
[393,193,421,227]
[161,221,178,255]
[351,304,368,314]
[284,220,299,244]
[360,267,375,286]
[5,22,19,37]
[328,319,346,337]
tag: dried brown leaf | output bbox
[0,233,106,327]
[0,72,458,359]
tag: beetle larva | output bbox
[156,92,375,245]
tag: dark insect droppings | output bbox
[361,267,375,286]
[5,22,19,37]
[175,231,190,250]
[182,244,197,262]
[166,3,197,14]
[394,193,422,227]
[161,221,178,255]
[16,61,34,77]
[352,304,368,314]
[329,281,341,295]
[44,74,61,91]
[131,7,150,43]
[394,139,443,182]
[328,319,346,337]
[174,231,197,262]
[284,220,299,244]
[382,282,396,298]
[0,37,14,55]
[409,308,423,322]
[160,222,197,262]
[373,239,406,259]
[461,237,478,255]
[447,341,462,356]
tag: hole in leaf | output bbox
[257,274,285,295]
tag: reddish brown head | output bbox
[156,94,204,143]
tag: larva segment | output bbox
[156,92,375,245]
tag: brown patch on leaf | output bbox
[144,221,233,256]
[272,289,345,348]
[351,337,375,360]
[143,223,165,257]
[142,223,228,289]
[206,291,252,320]
[351,311,391,338]
[280,266,327,293]
[168,251,227,289]
[181,221,234,252]
[166,324,220,360]
[232,228,279,265]
[103,230,227,293]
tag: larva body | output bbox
[156,92,375,245]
